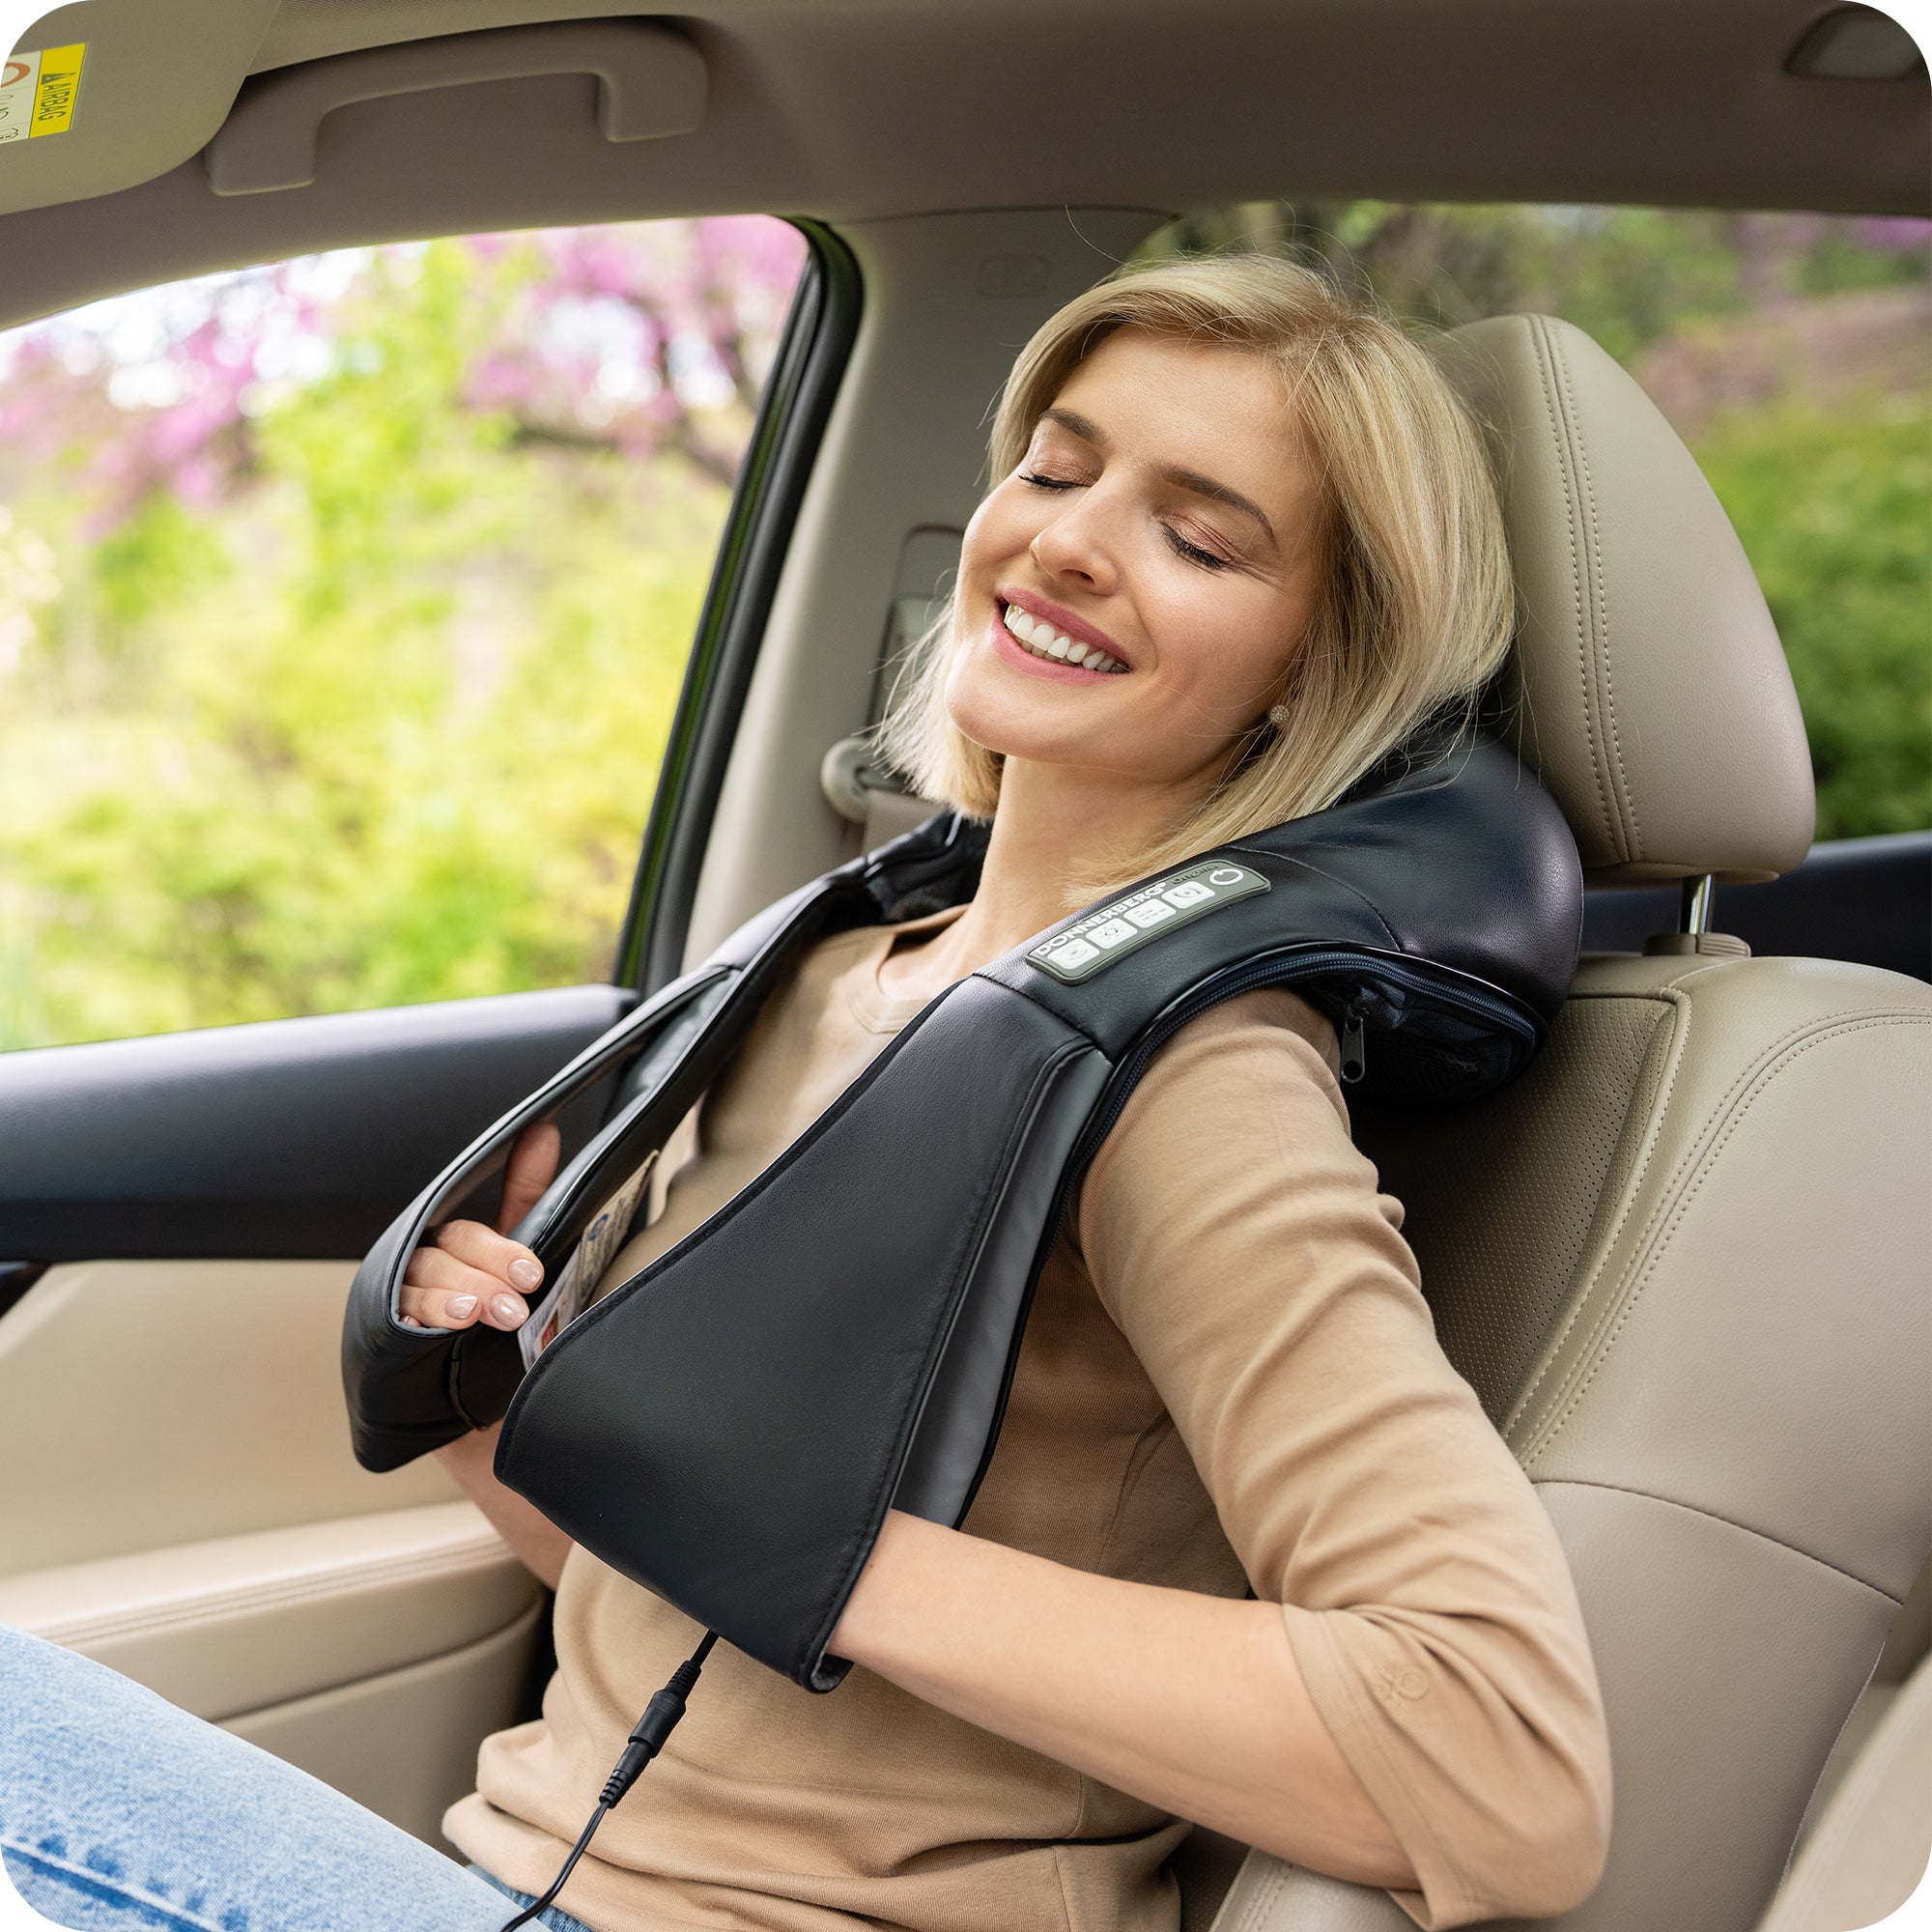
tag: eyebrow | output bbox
[1039,407,1279,552]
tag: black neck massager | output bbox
[342,724,1580,1924]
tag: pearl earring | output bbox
[1267,703,1290,729]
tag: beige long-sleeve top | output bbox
[446,909,1611,1932]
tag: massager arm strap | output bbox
[340,813,988,1472]
[494,734,1580,1687]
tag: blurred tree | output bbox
[1698,390,1931,839]
[0,220,805,1049]
[0,216,803,523]
[1143,203,1930,360]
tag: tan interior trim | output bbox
[223,1601,544,1849]
[207,19,706,197]
[1755,1648,1932,1932]
[0,1501,540,1722]
[0,1261,455,1578]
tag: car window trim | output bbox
[611,218,864,995]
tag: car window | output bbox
[1139,204,1932,844]
[0,217,809,1052]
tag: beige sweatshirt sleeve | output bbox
[1076,988,1612,1929]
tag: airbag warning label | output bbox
[0,43,87,144]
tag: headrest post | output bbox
[1680,875,1715,936]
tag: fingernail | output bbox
[508,1258,543,1293]
[446,1293,478,1320]
[400,1315,423,1329]
[490,1293,526,1327]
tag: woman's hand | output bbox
[409,1120,575,1589]
[399,1122,561,1333]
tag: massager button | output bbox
[1207,866,1246,887]
[1124,899,1175,928]
[1162,880,1214,908]
[1044,937,1098,970]
[1090,919,1138,950]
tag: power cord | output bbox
[497,1630,718,1932]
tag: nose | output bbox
[1029,486,1121,597]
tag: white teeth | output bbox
[1004,605,1126,673]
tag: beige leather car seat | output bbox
[1179,315,1932,1932]
[1757,1640,1932,1932]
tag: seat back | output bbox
[1196,317,1932,1932]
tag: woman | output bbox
[1,255,1611,1932]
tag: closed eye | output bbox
[1018,470,1081,492]
[1164,525,1231,571]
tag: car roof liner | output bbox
[1,0,1924,331]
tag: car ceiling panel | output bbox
[2,0,1924,331]
[243,0,1927,222]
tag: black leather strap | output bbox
[480,730,1580,1686]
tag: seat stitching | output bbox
[1533,1477,1902,1604]
[1506,990,1690,1438]
[1520,1009,1921,1452]
[1528,315,1618,855]
[1527,1012,1932,1461]
[1513,997,1904,1442]
[1550,329,1638,858]
[1227,1857,1287,1932]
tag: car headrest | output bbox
[1430,314,1815,885]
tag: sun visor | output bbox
[0,0,280,218]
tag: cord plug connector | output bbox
[497,1629,717,1932]
[600,1680,694,1805]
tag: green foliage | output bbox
[0,241,716,1050]
[1693,390,1932,839]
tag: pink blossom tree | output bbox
[0,216,808,526]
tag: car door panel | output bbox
[222,1607,545,1848]
[0,1262,452,1573]
[0,981,630,1842]
[0,1497,542,1849]
[0,1501,538,1721]
[0,982,634,1264]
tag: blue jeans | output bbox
[0,1624,594,1931]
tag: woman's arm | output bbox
[837,992,1609,1925]
[436,1419,572,1592]
[831,1507,1417,1888]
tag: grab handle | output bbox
[206,18,705,196]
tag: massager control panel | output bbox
[1027,860,1271,985]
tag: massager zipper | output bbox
[1070,947,1540,1175]
[1338,1004,1367,1083]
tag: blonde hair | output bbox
[876,252,1515,892]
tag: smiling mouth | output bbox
[1002,603,1128,674]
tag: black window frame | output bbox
[611,218,864,996]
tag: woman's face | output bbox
[948,328,1328,795]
